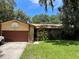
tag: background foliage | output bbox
[32,14,61,24]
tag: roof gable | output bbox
[1,19,29,31]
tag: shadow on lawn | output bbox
[45,40,79,46]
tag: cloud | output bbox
[30,0,39,4]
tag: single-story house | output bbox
[0,20,63,42]
[0,20,34,42]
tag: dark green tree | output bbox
[32,14,61,24]
[0,0,15,22]
[60,0,79,38]
[14,9,30,22]
[32,14,50,24]
[50,15,62,24]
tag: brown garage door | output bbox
[2,31,28,42]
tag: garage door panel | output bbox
[2,31,28,42]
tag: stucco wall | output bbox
[28,25,34,42]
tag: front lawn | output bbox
[20,40,79,59]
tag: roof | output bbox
[2,19,34,26]
[2,19,27,24]
[32,24,63,29]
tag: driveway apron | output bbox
[0,42,27,59]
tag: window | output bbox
[11,22,19,29]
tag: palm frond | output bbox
[39,0,55,12]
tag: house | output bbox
[0,20,63,42]
[0,20,34,42]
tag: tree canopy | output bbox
[14,9,30,22]
[32,14,61,24]
[32,14,49,24]
[61,0,79,38]
[0,0,15,22]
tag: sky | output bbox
[15,0,63,16]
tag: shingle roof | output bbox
[32,24,63,29]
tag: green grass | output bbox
[20,40,79,59]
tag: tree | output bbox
[39,0,54,11]
[0,0,15,22]
[60,0,79,38]
[49,15,62,24]
[32,14,50,24]
[32,14,61,24]
[14,9,30,22]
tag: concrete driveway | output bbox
[0,42,27,59]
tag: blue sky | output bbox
[15,0,63,16]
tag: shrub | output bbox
[37,28,48,41]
